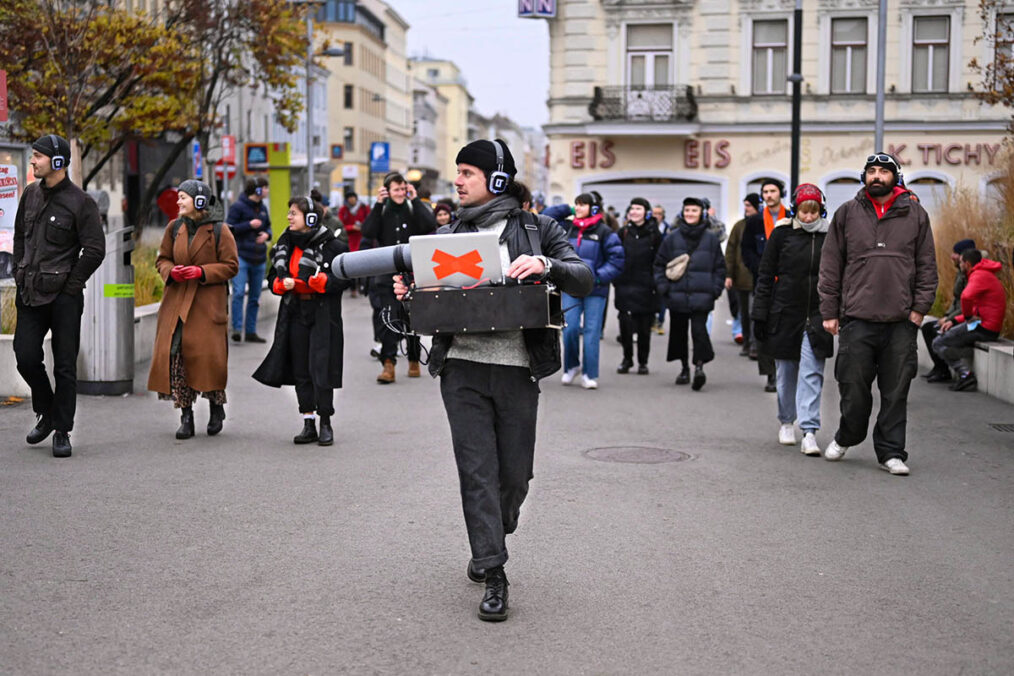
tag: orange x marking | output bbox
[432,249,484,279]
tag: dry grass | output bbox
[132,243,164,307]
[929,153,1014,339]
[1,284,15,334]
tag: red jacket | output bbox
[337,202,370,251]
[955,259,1007,333]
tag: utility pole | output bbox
[874,0,888,151]
[789,0,803,191]
[305,8,314,193]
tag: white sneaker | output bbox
[800,432,821,456]
[581,375,598,390]
[881,458,910,475]
[778,423,796,445]
[561,367,580,385]
[824,440,848,461]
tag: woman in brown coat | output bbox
[147,180,239,439]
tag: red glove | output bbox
[181,265,203,280]
[308,272,328,294]
[169,265,186,282]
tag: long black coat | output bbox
[253,228,350,390]
[751,221,834,360]
[614,219,663,314]
[653,220,726,314]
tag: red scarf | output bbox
[573,213,603,246]
[762,205,786,238]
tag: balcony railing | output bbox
[589,85,698,122]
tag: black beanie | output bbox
[455,139,517,182]
[683,196,704,208]
[629,197,651,212]
[744,193,762,211]
[953,238,977,254]
[32,134,72,168]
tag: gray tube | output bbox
[330,243,413,280]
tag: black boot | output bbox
[176,407,195,440]
[27,414,53,445]
[52,431,72,458]
[293,418,318,444]
[675,364,690,385]
[207,403,225,436]
[478,566,509,622]
[317,415,334,446]
[926,367,953,383]
[764,373,778,392]
[691,363,706,391]
[467,559,486,583]
[617,359,633,374]
[950,371,978,392]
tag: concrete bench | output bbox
[973,338,1014,405]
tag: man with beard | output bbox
[818,153,937,476]
[394,139,592,621]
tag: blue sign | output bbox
[370,141,390,174]
[192,140,203,179]
[518,0,555,18]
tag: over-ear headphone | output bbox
[487,140,510,195]
[591,205,601,216]
[789,184,827,218]
[255,185,263,196]
[193,192,208,210]
[304,195,318,227]
[861,153,904,186]
[49,135,67,171]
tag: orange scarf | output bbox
[763,205,786,238]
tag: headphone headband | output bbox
[48,134,67,171]
[487,140,510,195]
[304,195,318,226]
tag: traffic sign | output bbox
[370,142,390,174]
[214,161,236,180]
[222,135,236,164]
[192,140,203,179]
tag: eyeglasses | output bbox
[866,153,900,168]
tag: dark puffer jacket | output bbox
[653,220,725,314]
[614,218,662,314]
[226,194,272,264]
[751,219,834,360]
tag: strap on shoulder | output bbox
[519,210,541,257]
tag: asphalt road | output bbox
[2,295,1012,675]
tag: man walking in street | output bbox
[742,178,786,391]
[394,139,592,621]
[227,176,271,343]
[13,134,105,457]
[818,153,937,476]
[726,193,760,355]
[361,172,436,383]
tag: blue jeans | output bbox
[775,332,825,432]
[563,293,607,379]
[231,258,265,334]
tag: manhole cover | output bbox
[989,423,1014,433]
[583,446,692,464]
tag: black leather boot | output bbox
[617,359,633,374]
[467,559,486,583]
[691,364,706,391]
[317,415,334,446]
[478,566,509,622]
[293,418,318,444]
[27,414,53,445]
[675,364,690,385]
[207,403,225,436]
[176,407,195,440]
[52,431,72,458]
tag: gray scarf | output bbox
[794,216,829,234]
[457,194,521,230]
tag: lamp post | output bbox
[874,0,888,151]
[789,0,803,192]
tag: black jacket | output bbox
[751,220,834,360]
[361,197,436,286]
[427,210,594,380]
[252,227,350,390]
[13,177,105,306]
[226,194,272,264]
[653,220,726,314]
[614,218,662,314]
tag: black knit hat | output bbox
[178,179,216,210]
[683,196,704,208]
[744,193,762,211]
[629,197,651,212]
[953,238,977,254]
[32,134,71,168]
[455,139,517,182]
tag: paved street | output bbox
[2,296,1012,675]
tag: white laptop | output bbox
[409,232,504,288]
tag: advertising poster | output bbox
[0,164,18,261]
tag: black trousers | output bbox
[920,320,949,371]
[618,311,653,365]
[289,300,334,417]
[440,359,539,570]
[13,291,84,432]
[727,287,739,326]
[834,319,918,463]
[736,289,753,347]
[372,283,420,363]
[667,311,714,365]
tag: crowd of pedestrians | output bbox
[9,134,1010,622]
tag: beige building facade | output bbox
[544,0,1009,223]
[412,58,475,185]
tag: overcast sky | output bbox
[397,0,551,129]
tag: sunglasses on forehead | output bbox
[866,153,899,168]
